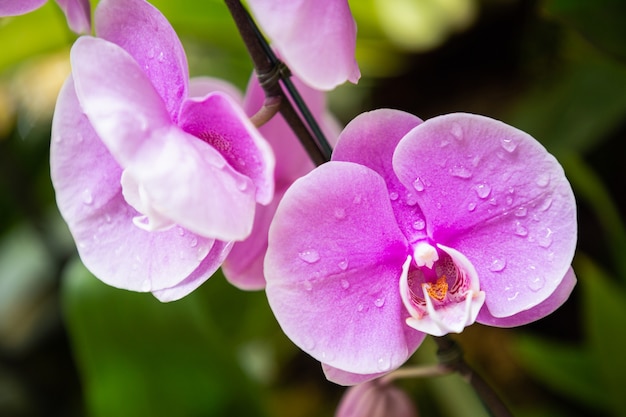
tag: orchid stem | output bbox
[224,0,331,165]
[434,335,514,417]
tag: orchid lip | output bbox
[400,244,486,336]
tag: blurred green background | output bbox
[1,0,625,416]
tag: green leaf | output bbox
[577,256,626,417]
[515,335,608,411]
[544,0,626,62]
[61,258,269,417]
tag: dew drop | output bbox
[450,165,472,179]
[514,221,528,236]
[147,48,156,59]
[303,280,313,291]
[506,291,519,301]
[536,172,550,187]
[505,196,513,205]
[340,279,350,289]
[374,297,386,308]
[528,276,545,292]
[500,138,517,153]
[450,122,463,140]
[141,279,151,292]
[489,197,497,206]
[105,213,112,223]
[538,196,553,212]
[474,183,491,199]
[467,202,477,212]
[334,207,346,219]
[440,138,450,148]
[190,237,198,248]
[515,206,527,217]
[405,193,419,206]
[177,227,185,236]
[338,259,349,271]
[413,177,425,192]
[157,51,165,62]
[488,258,506,272]
[412,219,426,231]
[537,228,553,248]
[389,191,399,201]
[377,356,391,371]
[81,189,93,205]
[299,249,320,264]
[237,180,248,191]
[357,303,364,312]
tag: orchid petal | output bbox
[95,0,188,120]
[179,92,275,205]
[266,162,422,375]
[152,240,234,302]
[332,109,426,243]
[222,190,282,290]
[0,0,46,15]
[71,36,171,167]
[51,77,212,292]
[247,0,360,90]
[322,364,389,386]
[55,0,91,33]
[393,113,577,317]
[188,76,244,104]
[477,267,577,327]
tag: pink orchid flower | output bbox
[265,109,577,384]
[335,380,417,417]
[247,0,360,90]
[0,0,91,34]
[50,0,274,301]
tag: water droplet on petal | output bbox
[413,177,425,192]
[467,202,477,212]
[377,356,391,371]
[507,291,519,301]
[190,237,198,248]
[450,165,472,179]
[299,249,320,264]
[389,191,399,201]
[82,189,93,205]
[177,227,185,236]
[514,221,528,236]
[405,193,419,206]
[505,196,513,205]
[500,138,517,153]
[538,196,553,212]
[450,122,463,140]
[303,280,313,291]
[157,51,165,62]
[141,279,151,292]
[515,206,527,217]
[147,48,156,59]
[338,259,349,271]
[536,172,550,187]
[488,258,506,272]
[412,219,426,231]
[440,138,450,147]
[489,197,497,206]
[374,297,386,308]
[340,279,350,289]
[527,276,545,292]
[357,303,364,312]
[334,207,346,219]
[302,336,316,350]
[474,183,491,199]
[537,228,553,248]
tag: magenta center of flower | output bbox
[399,242,486,336]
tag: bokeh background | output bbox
[1,0,625,416]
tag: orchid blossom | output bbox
[246,0,360,90]
[0,0,91,34]
[335,379,417,417]
[50,0,274,301]
[265,109,577,384]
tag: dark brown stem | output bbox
[223,0,330,166]
[434,336,514,417]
